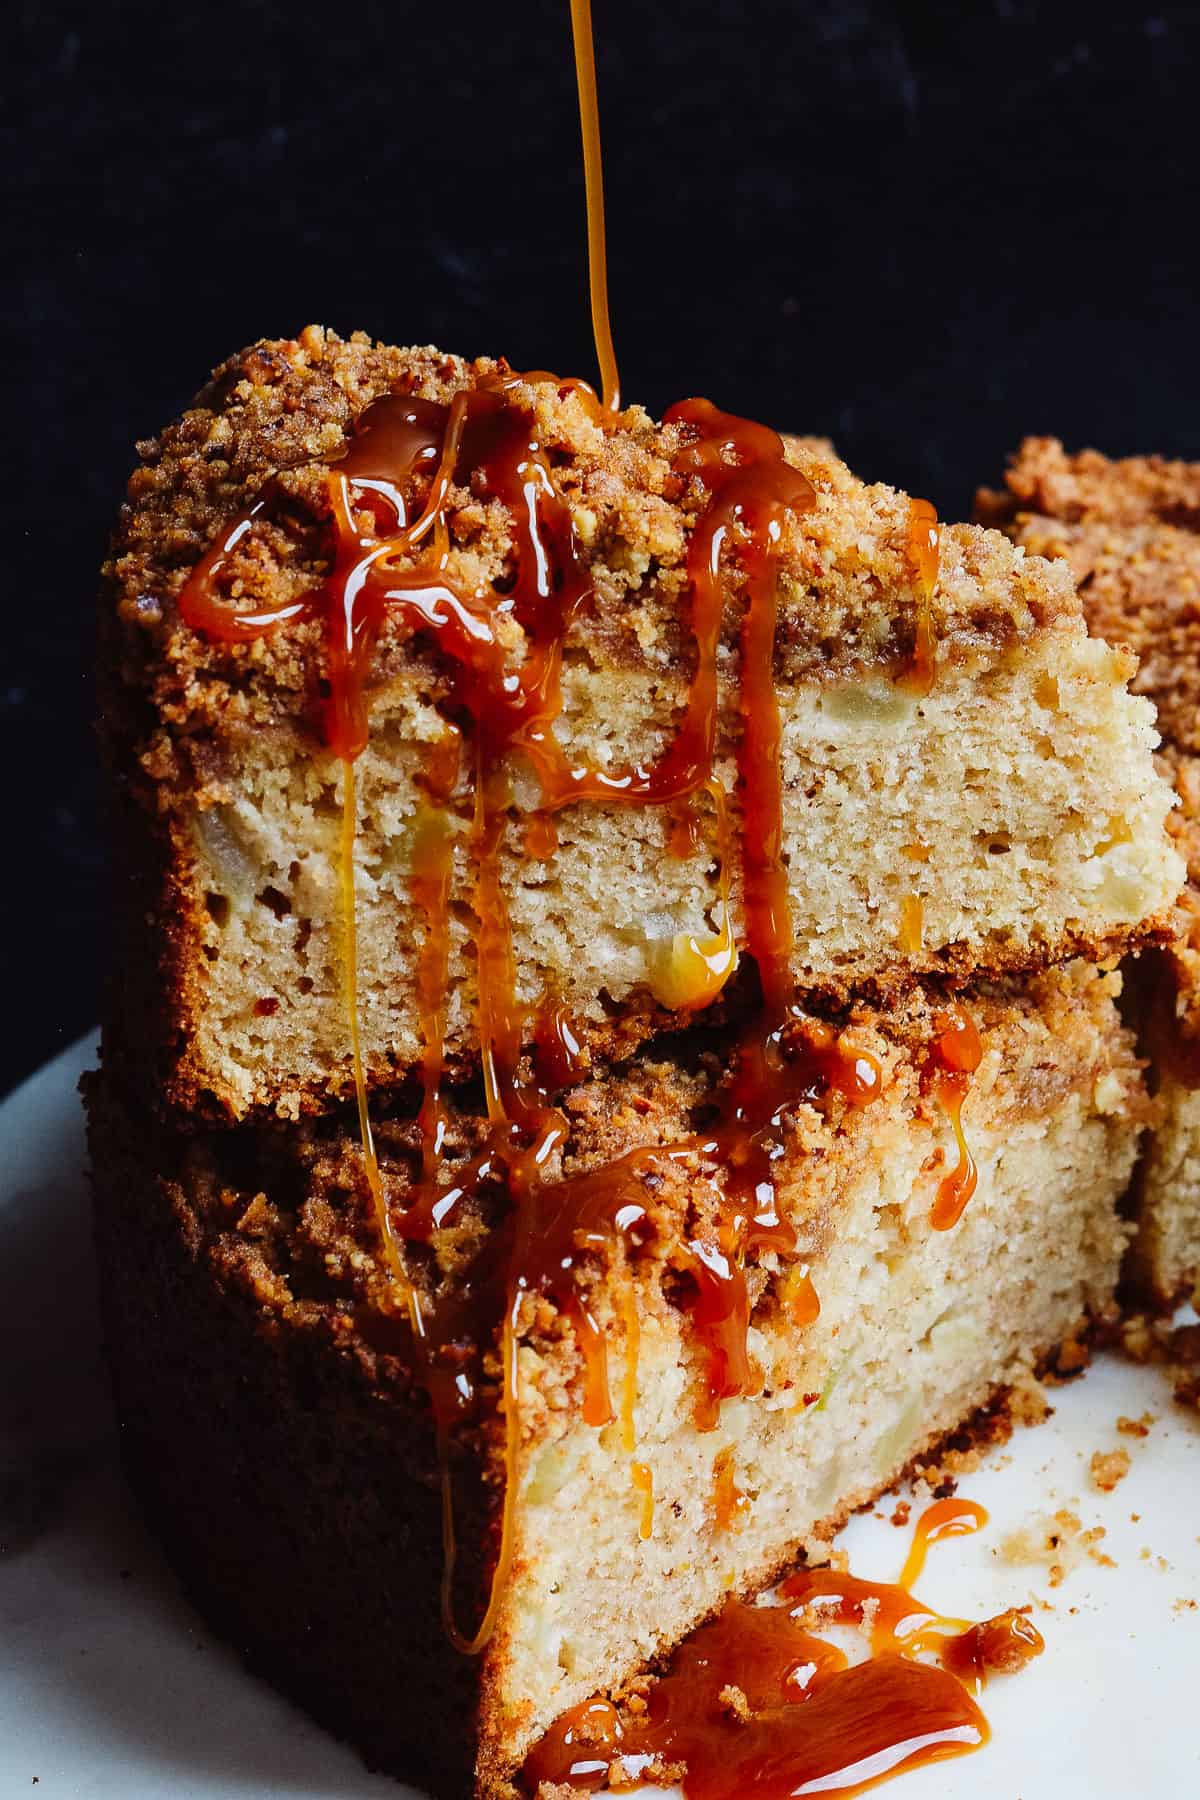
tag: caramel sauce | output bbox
[523,812,559,859]
[569,0,620,411]
[928,1006,983,1231]
[681,1020,880,1430]
[649,779,738,1012]
[337,758,406,1294]
[900,497,941,695]
[781,1263,821,1328]
[898,892,923,954]
[533,1001,587,1093]
[1094,814,1133,855]
[669,401,815,1014]
[523,1498,1042,1798]
[711,1447,749,1532]
[666,800,705,860]
[631,1460,655,1541]
[897,1496,988,1589]
[409,754,461,1191]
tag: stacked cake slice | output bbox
[979,438,1200,1307]
[90,329,1183,1800]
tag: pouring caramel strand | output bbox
[569,0,620,410]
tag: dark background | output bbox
[6,0,1200,1095]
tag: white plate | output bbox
[1,1035,1197,1798]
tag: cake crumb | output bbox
[1117,1412,1155,1438]
[1119,1315,1200,1408]
[1043,1331,1092,1382]
[718,1684,752,1723]
[890,1500,912,1529]
[1000,1507,1114,1583]
[1009,1374,1052,1427]
[1173,1597,1198,1615]
[1090,1447,1131,1492]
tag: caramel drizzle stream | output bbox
[929,1005,982,1231]
[338,758,407,1293]
[569,0,620,411]
[901,496,941,694]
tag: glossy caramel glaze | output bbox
[900,496,942,694]
[928,1005,983,1231]
[523,1499,1042,1798]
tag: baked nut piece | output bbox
[88,961,1144,1798]
[980,438,1200,1306]
[100,330,1182,1122]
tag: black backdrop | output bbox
[6,0,1200,1094]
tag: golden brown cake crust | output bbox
[977,435,1200,532]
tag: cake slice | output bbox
[980,437,1200,1306]
[88,961,1144,1798]
[977,447,1200,754]
[100,329,1181,1122]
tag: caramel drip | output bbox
[523,812,558,859]
[409,738,461,1188]
[898,1496,989,1590]
[438,1305,521,1656]
[338,759,407,1293]
[666,800,705,859]
[568,0,620,411]
[523,1499,1043,1799]
[651,778,738,1012]
[618,1287,640,1455]
[900,496,941,695]
[533,1001,586,1094]
[711,1447,749,1532]
[781,1262,821,1328]
[898,892,923,954]
[685,1019,880,1429]
[631,1460,654,1541]
[929,1006,983,1231]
